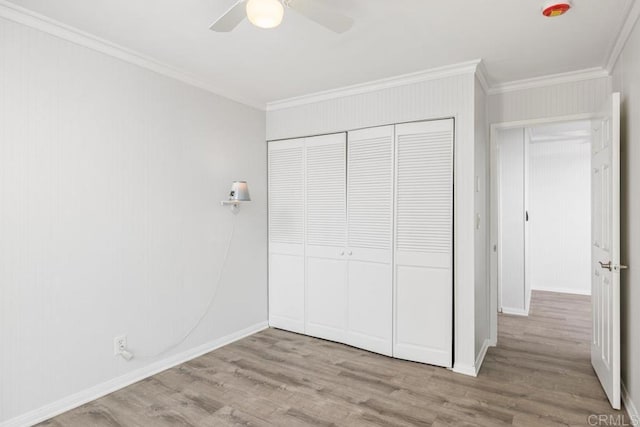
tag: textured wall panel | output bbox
[0,16,267,424]
[528,140,591,295]
[613,15,640,412]
[488,77,611,124]
[474,78,490,357]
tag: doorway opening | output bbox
[494,120,592,315]
[489,94,623,411]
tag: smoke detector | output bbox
[542,1,572,17]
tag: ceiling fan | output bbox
[210,0,354,33]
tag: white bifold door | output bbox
[345,126,394,355]
[591,93,622,410]
[305,129,394,355]
[305,133,349,344]
[268,138,306,333]
[394,120,454,367]
[268,119,454,367]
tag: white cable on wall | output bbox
[131,213,237,360]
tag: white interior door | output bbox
[305,133,348,344]
[268,138,306,333]
[591,93,622,410]
[393,119,454,367]
[346,126,394,356]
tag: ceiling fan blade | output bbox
[210,0,247,32]
[287,0,353,33]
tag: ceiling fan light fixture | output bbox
[246,0,284,29]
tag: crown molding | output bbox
[267,59,482,112]
[487,67,610,95]
[0,0,265,110]
[475,60,491,94]
[605,0,640,72]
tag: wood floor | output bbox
[40,291,624,426]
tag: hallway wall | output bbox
[528,140,591,295]
[496,128,528,315]
[611,10,640,418]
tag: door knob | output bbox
[340,250,345,256]
[599,261,612,271]
[348,250,353,256]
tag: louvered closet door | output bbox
[268,138,305,333]
[346,126,394,356]
[305,133,348,344]
[394,119,454,367]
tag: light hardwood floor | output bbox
[39,291,624,426]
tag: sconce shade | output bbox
[229,181,251,202]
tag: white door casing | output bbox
[591,93,621,410]
[393,119,454,367]
[496,128,528,315]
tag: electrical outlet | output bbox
[114,335,127,356]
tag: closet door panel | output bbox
[396,266,451,366]
[305,133,348,343]
[306,257,348,341]
[268,138,305,333]
[347,126,394,258]
[306,134,347,249]
[346,126,394,355]
[394,119,454,367]
[269,254,305,332]
[347,260,392,355]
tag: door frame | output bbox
[489,112,599,345]
[493,127,530,316]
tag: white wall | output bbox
[474,77,491,361]
[528,140,591,295]
[0,16,267,426]
[612,12,640,419]
[496,128,527,314]
[488,76,611,124]
[266,67,479,375]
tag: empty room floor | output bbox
[39,291,623,426]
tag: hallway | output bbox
[485,290,625,425]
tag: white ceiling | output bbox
[6,0,633,107]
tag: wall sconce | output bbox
[221,181,251,213]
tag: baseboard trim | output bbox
[622,381,639,423]
[453,339,491,377]
[531,286,591,296]
[500,307,529,316]
[0,321,269,427]
[474,338,491,376]
[452,363,477,377]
